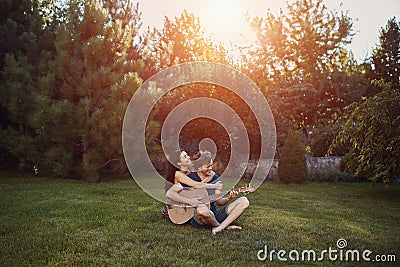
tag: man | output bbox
[188,150,249,235]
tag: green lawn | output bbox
[0,171,399,266]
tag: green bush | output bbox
[278,130,308,184]
[331,88,400,184]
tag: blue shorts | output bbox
[191,206,229,229]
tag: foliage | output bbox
[142,10,229,73]
[0,0,53,70]
[330,17,400,184]
[278,130,308,183]
[32,0,143,180]
[369,17,400,89]
[141,11,259,162]
[268,83,319,149]
[0,0,55,170]
[0,0,398,183]
[330,84,400,184]
[312,16,400,162]
[310,121,350,157]
[245,0,354,88]
[242,0,357,133]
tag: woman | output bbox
[162,150,222,217]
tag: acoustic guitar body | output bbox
[167,188,208,224]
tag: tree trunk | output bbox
[82,139,89,171]
[18,156,26,171]
[81,139,98,182]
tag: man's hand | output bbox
[228,189,239,200]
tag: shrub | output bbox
[278,130,308,184]
[330,87,400,184]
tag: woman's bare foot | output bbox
[226,225,242,231]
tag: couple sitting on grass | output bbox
[163,150,249,235]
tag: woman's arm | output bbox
[165,183,201,207]
[175,171,222,190]
[202,171,216,183]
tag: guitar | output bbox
[167,184,254,224]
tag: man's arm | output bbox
[215,189,239,206]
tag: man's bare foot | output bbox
[226,225,242,231]
[211,226,222,235]
[212,225,242,235]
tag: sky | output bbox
[136,0,400,61]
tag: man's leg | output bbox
[212,196,249,235]
[193,204,220,227]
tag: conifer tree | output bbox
[34,0,142,180]
[370,17,400,89]
[0,0,55,170]
[278,130,308,184]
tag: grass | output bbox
[0,171,399,266]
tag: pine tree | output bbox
[0,0,56,170]
[34,0,142,180]
[278,130,308,184]
[370,17,400,89]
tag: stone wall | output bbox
[261,156,342,181]
[307,156,342,171]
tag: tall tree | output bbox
[242,0,356,142]
[329,18,400,183]
[244,0,354,89]
[142,10,229,74]
[33,0,142,179]
[0,0,56,170]
[369,17,400,89]
[142,11,233,139]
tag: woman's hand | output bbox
[188,198,202,207]
[202,171,215,183]
[213,181,223,190]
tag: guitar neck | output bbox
[200,190,229,203]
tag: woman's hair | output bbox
[165,150,182,193]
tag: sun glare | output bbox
[205,0,246,43]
